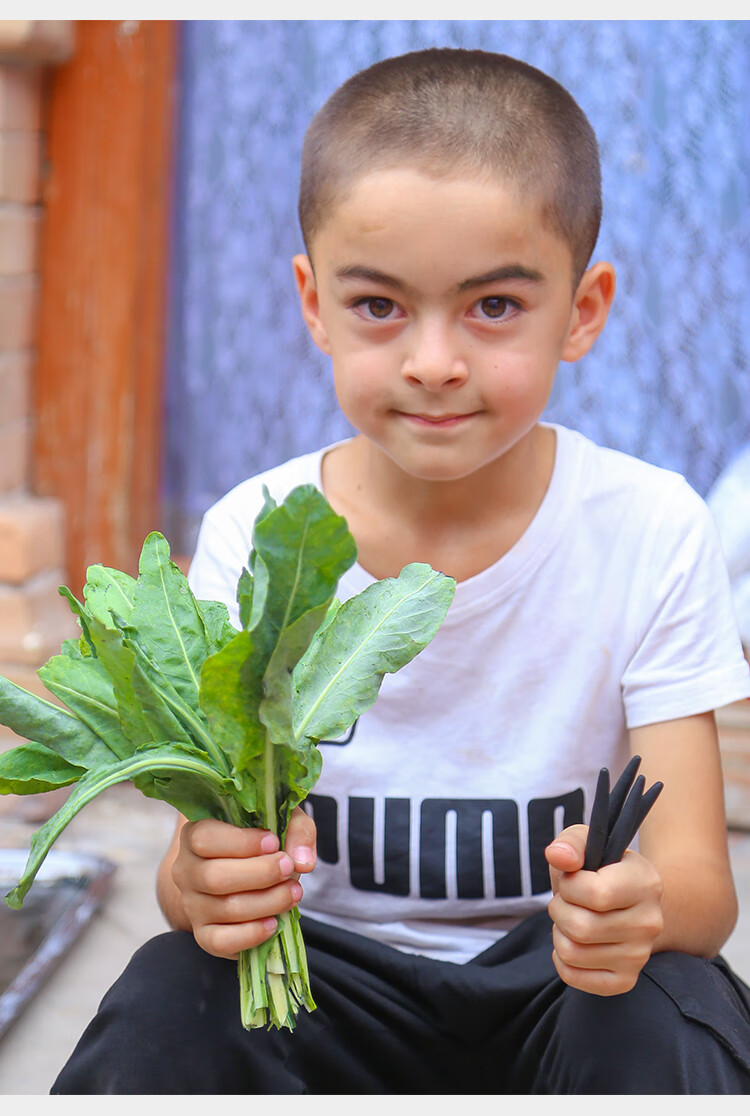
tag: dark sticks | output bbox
[583,756,664,872]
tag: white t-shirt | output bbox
[188,425,750,963]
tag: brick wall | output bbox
[0,22,76,757]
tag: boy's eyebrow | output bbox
[334,265,407,290]
[457,265,545,290]
[333,263,545,291]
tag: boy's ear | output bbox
[561,261,616,363]
[292,253,331,355]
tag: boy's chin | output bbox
[377,445,503,485]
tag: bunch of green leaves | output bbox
[0,484,456,1029]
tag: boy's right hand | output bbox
[170,806,317,960]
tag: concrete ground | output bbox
[0,783,748,1095]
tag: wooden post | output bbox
[33,20,177,592]
[0,21,77,754]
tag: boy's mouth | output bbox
[399,411,477,428]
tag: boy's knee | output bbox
[87,931,234,1030]
[52,932,240,1094]
[536,953,750,1094]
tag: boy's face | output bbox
[295,167,612,485]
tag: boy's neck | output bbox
[321,424,557,582]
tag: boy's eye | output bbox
[353,297,399,320]
[475,296,516,320]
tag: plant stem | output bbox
[262,727,277,836]
[237,908,316,1030]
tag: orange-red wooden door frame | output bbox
[34,20,177,593]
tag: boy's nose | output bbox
[401,324,469,390]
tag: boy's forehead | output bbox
[308,165,575,277]
[321,160,520,221]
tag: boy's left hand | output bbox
[545,824,664,996]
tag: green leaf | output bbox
[237,567,254,630]
[253,606,329,834]
[83,564,137,628]
[133,749,243,824]
[58,586,96,654]
[240,486,278,632]
[86,616,161,748]
[122,633,227,770]
[5,744,238,909]
[199,629,267,781]
[251,485,356,646]
[0,675,113,767]
[293,563,456,745]
[200,486,357,834]
[128,533,212,710]
[0,741,86,795]
[83,615,201,753]
[260,601,334,744]
[38,644,133,761]
[196,598,238,654]
[316,598,342,637]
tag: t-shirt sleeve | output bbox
[621,477,750,728]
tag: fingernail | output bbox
[260,834,278,854]
[278,854,294,876]
[290,881,303,902]
[294,846,315,866]
[263,917,278,933]
[548,842,576,856]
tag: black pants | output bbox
[52,911,750,1094]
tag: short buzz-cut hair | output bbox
[299,48,602,283]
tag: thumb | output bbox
[545,823,588,892]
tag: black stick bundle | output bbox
[583,756,664,872]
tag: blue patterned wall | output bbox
[164,20,750,554]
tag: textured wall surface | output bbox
[164,20,750,554]
[0,47,75,754]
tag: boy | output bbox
[53,48,750,1094]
